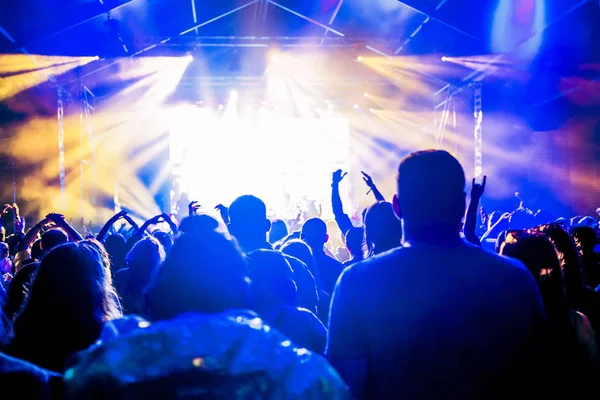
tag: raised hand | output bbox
[471,176,487,200]
[46,213,65,223]
[332,169,347,185]
[188,201,200,216]
[215,204,229,224]
[361,171,376,189]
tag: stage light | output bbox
[328,103,335,110]
[271,54,281,63]
[357,56,364,62]
[368,108,375,113]
[364,92,369,97]
[230,89,238,99]
[185,54,193,62]
[93,55,100,61]
[353,104,359,109]
[218,104,224,110]
[441,56,447,62]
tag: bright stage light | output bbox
[93,55,100,61]
[364,92,369,97]
[218,104,224,110]
[271,54,281,63]
[328,103,335,110]
[357,56,364,62]
[441,56,447,62]
[185,54,193,62]
[170,107,351,219]
[368,108,375,113]
[353,104,359,109]
[230,89,238,98]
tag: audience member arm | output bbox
[331,170,353,236]
[464,176,486,246]
[361,171,385,202]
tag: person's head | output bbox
[0,241,9,259]
[301,218,328,251]
[152,231,173,254]
[394,150,466,241]
[571,226,597,255]
[246,249,297,310]
[13,242,121,369]
[30,239,43,261]
[149,215,249,320]
[509,208,536,230]
[124,236,166,292]
[41,229,68,254]
[104,234,127,272]
[500,234,566,318]
[228,195,271,250]
[280,239,320,289]
[269,219,288,245]
[364,202,402,254]
[3,262,39,321]
[534,209,554,226]
[344,226,365,259]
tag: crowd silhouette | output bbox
[0,149,599,399]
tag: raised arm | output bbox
[46,213,83,242]
[331,170,353,236]
[161,213,179,235]
[464,176,486,246]
[96,210,128,242]
[14,217,48,273]
[130,214,162,242]
[361,171,385,202]
[215,204,230,225]
[188,201,200,217]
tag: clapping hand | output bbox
[471,176,487,200]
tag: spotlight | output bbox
[92,55,100,61]
[441,56,447,62]
[230,89,238,98]
[271,54,281,63]
[218,104,224,110]
[368,108,375,113]
[363,92,369,97]
[357,56,364,62]
[328,103,335,110]
[185,54,193,62]
[353,104,359,110]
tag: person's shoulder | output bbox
[341,247,403,280]
[463,242,530,274]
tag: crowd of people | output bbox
[0,149,599,399]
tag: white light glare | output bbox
[218,104,224,110]
[353,104,359,109]
[441,56,447,62]
[185,54,193,62]
[363,92,369,97]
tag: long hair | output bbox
[148,215,250,321]
[11,241,120,371]
[117,237,165,317]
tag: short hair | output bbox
[397,150,466,224]
[229,195,267,225]
[41,229,68,253]
[269,219,289,244]
[301,218,328,245]
[344,226,365,253]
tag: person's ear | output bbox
[392,194,402,219]
[264,219,271,233]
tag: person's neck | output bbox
[235,234,270,253]
[402,223,462,247]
